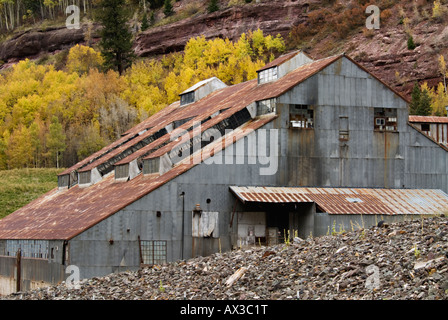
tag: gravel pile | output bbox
[3,216,448,300]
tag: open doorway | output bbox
[236,202,315,247]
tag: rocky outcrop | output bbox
[0,24,100,65]
[337,22,448,98]
[133,1,310,57]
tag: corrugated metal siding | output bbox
[230,186,448,215]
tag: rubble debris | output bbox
[2,216,448,300]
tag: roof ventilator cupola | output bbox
[179,77,227,107]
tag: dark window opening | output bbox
[289,104,314,129]
[421,123,430,131]
[180,91,195,106]
[374,108,397,131]
[143,157,160,175]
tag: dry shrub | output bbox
[380,8,393,21]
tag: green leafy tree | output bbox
[6,125,33,169]
[46,116,66,168]
[96,0,135,75]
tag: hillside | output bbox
[2,215,447,300]
[0,168,61,219]
[1,0,448,99]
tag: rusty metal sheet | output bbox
[257,50,302,72]
[229,186,448,215]
[0,116,276,240]
[58,101,181,176]
[409,116,448,124]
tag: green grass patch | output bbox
[0,168,63,219]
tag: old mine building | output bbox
[2,51,448,294]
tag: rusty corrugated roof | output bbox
[0,116,276,240]
[229,186,448,215]
[409,115,448,124]
[256,50,304,72]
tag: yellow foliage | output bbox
[421,82,448,116]
[0,30,286,168]
[66,44,104,75]
[432,0,444,20]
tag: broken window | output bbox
[257,98,276,116]
[289,104,314,128]
[374,108,397,131]
[258,67,278,84]
[140,240,167,265]
[180,91,195,106]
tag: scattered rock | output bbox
[2,216,448,300]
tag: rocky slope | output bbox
[3,216,448,300]
[133,0,310,57]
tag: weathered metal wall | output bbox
[404,125,448,190]
[0,255,65,296]
[274,56,448,192]
[313,212,429,238]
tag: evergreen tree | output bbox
[409,82,431,116]
[96,0,135,75]
[407,35,416,50]
[163,0,174,17]
[208,0,219,13]
[141,12,149,31]
[419,87,432,116]
[409,82,421,115]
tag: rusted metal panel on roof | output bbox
[409,116,448,124]
[229,186,448,215]
[0,116,275,240]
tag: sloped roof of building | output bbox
[0,53,411,240]
[409,115,448,123]
[257,50,313,72]
[0,115,275,240]
[230,186,448,215]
